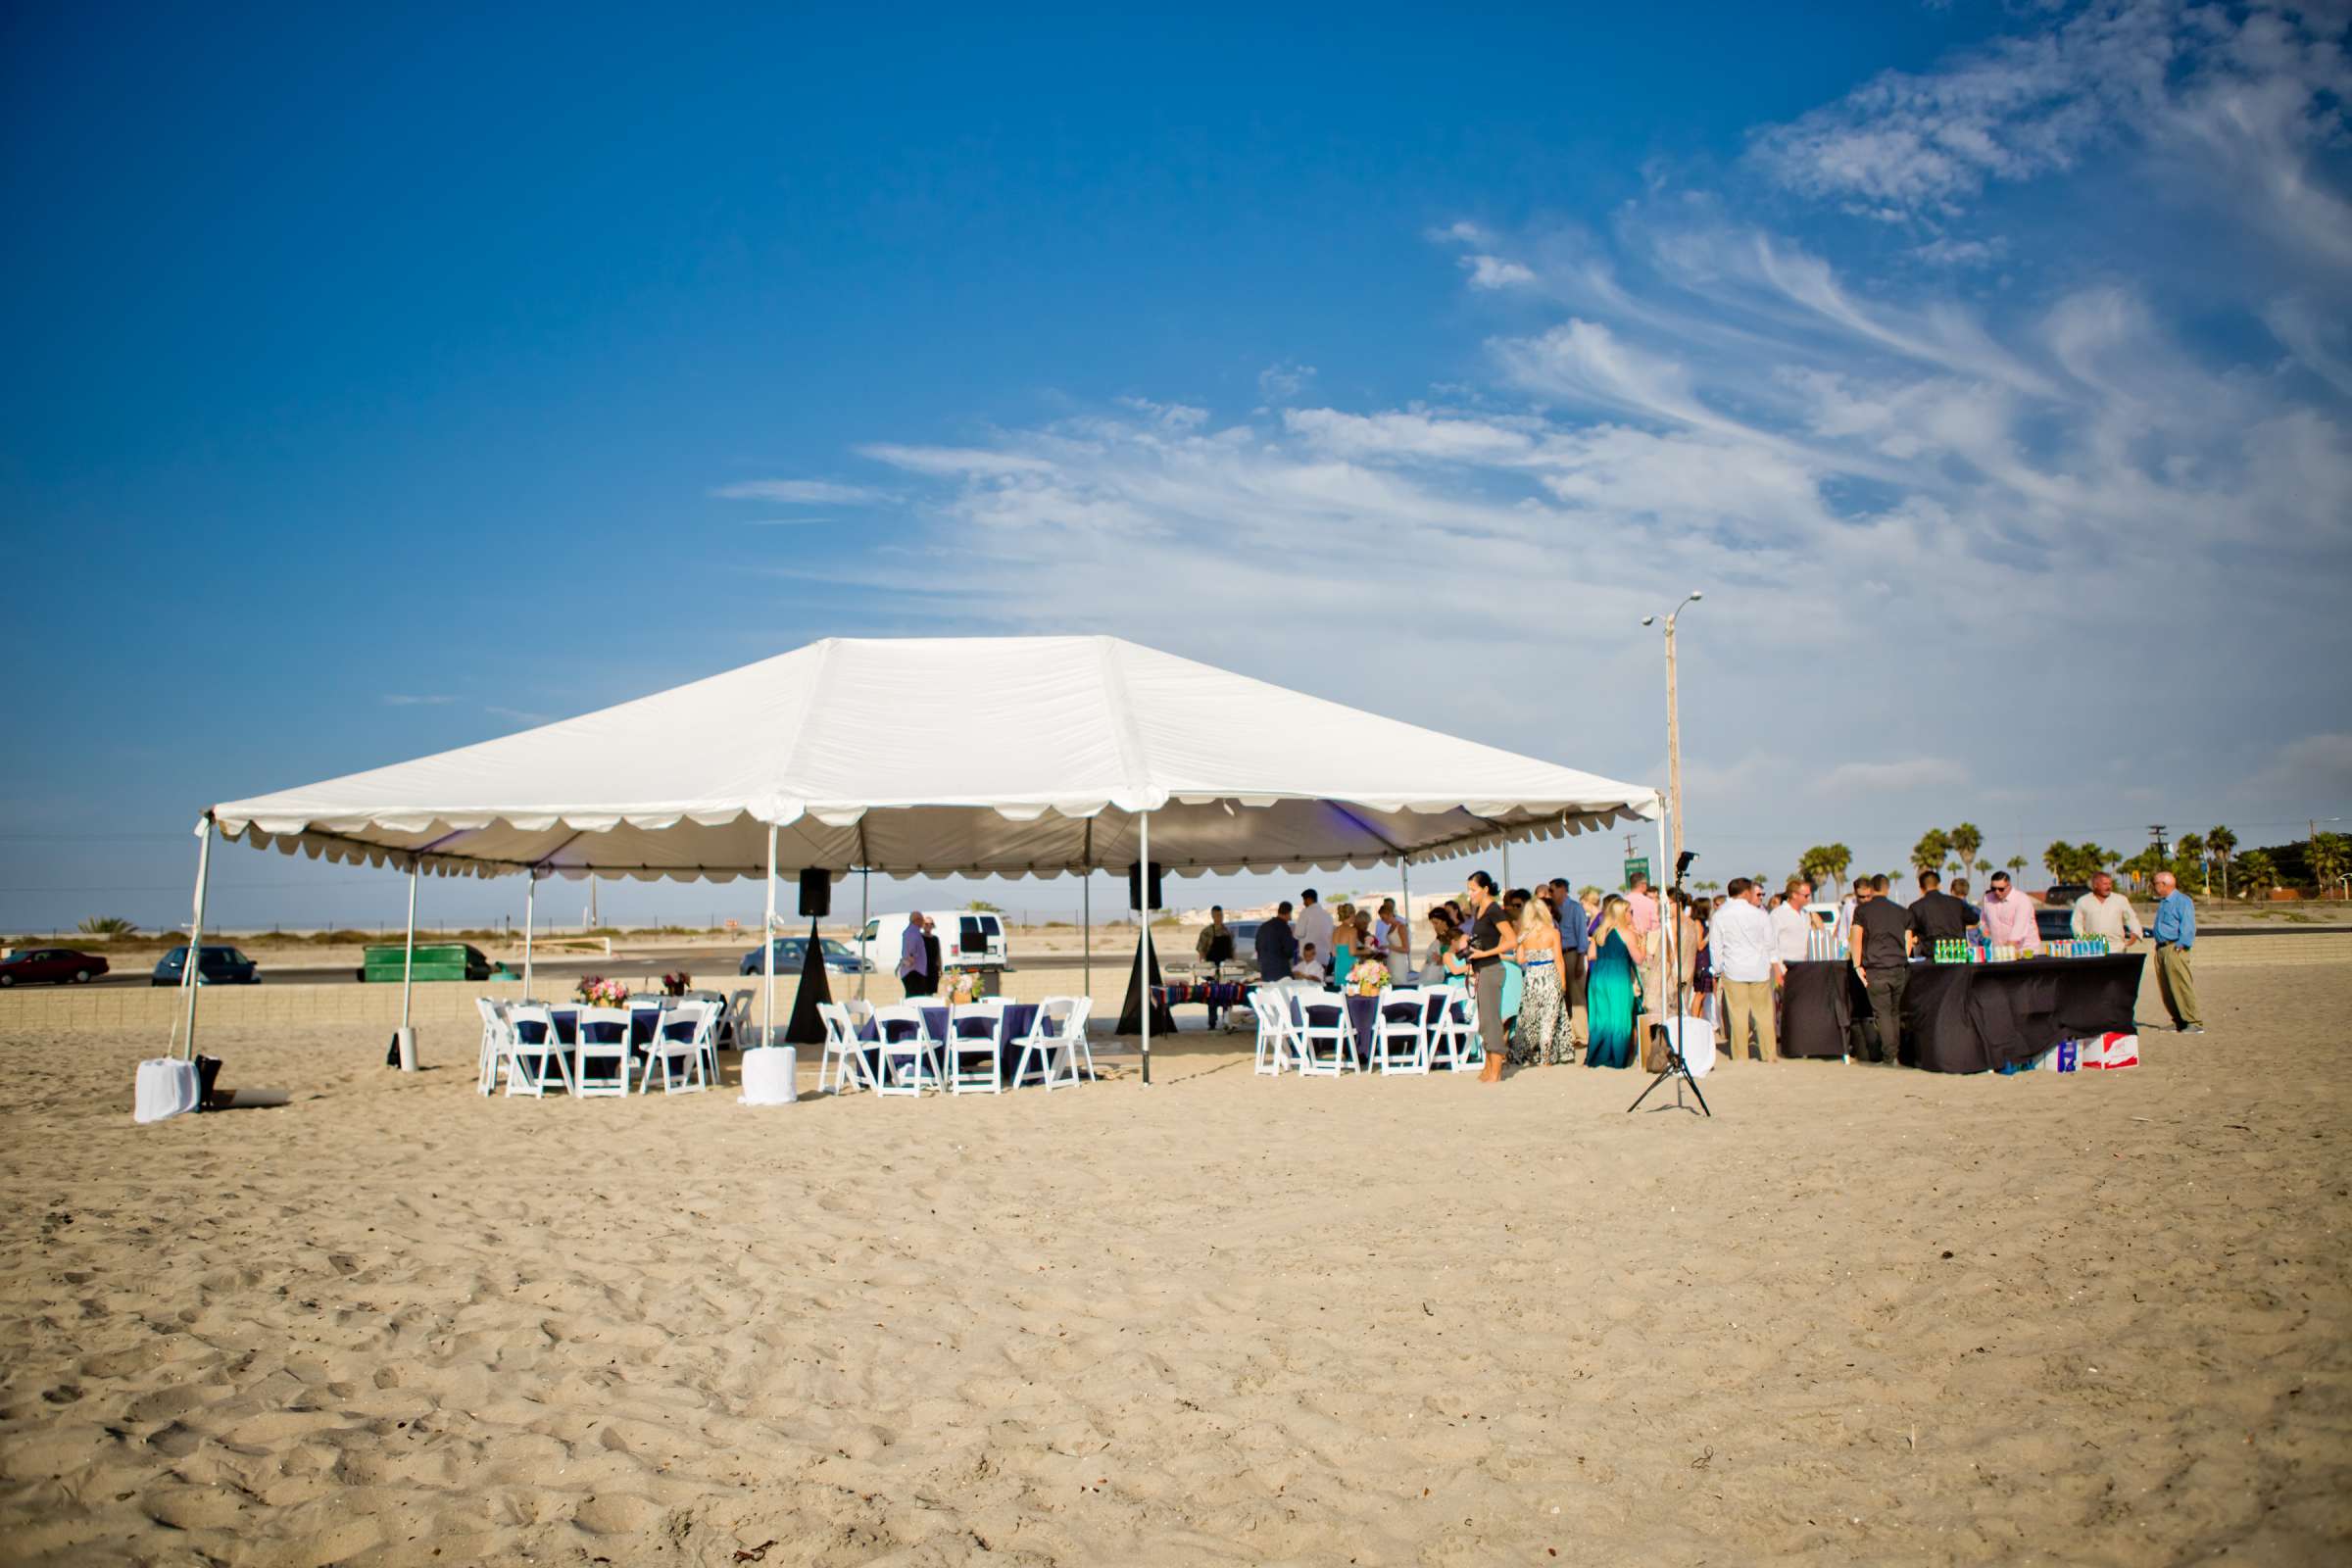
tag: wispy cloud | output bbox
[382,694,457,707]
[710,478,887,505]
[1461,254,1537,289]
[1256,361,1317,402]
[484,705,553,725]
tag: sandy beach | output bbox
[3,935,2347,1566]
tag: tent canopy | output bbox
[212,636,1659,881]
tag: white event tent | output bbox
[175,636,1664,1080]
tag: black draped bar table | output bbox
[1780,955,2144,1073]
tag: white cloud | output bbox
[1747,0,2352,272]
[484,705,553,725]
[1257,362,1317,402]
[710,478,887,505]
[1461,254,1538,289]
[382,694,457,707]
[855,443,1057,477]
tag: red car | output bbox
[0,947,111,986]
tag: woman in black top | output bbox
[1462,872,1518,1082]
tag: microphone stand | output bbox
[1628,858,1712,1117]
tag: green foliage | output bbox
[1911,828,1951,878]
[75,915,137,936]
[2207,825,2237,896]
[966,900,1003,912]
[1947,823,1983,878]
[2234,849,2279,897]
[2307,832,2350,894]
[1797,842,1851,893]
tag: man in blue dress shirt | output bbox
[2151,872,2202,1034]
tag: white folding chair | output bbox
[1291,992,1353,1076]
[815,1003,871,1094]
[946,1000,1009,1095]
[573,1005,632,1097]
[869,1004,940,1097]
[1013,998,1084,1089]
[1371,988,1431,1074]
[475,997,509,1094]
[639,1002,710,1094]
[1427,983,1481,1071]
[718,988,755,1051]
[1250,988,1297,1075]
[501,1004,574,1098]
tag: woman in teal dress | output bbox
[1585,894,1645,1069]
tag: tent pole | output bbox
[1399,856,1411,971]
[177,813,215,1062]
[858,866,870,1003]
[522,871,537,1000]
[1082,873,1091,1000]
[762,823,778,1050]
[1502,837,1512,892]
[398,857,419,1068]
[1137,811,1152,1087]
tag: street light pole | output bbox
[1642,592,1703,871]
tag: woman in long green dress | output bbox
[1585,894,1645,1069]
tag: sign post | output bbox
[1623,856,1649,890]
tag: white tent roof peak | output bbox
[211,635,1660,881]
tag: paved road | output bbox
[56,945,1126,990]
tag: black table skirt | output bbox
[1780,956,2144,1073]
[1780,961,1861,1058]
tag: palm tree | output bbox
[2235,849,2278,900]
[75,915,136,936]
[1911,828,1951,881]
[1948,823,1984,885]
[2207,825,2236,899]
[2308,832,2350,900]
[2044,840,2076,882]
[2005,855,2028,882]
[2175,832,2206,895]
[1974,858,1993,887]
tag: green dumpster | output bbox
[360,943,494,983]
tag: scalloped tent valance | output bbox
[211,636,1660,880]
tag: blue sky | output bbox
[4,1,2349,934]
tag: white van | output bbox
[856,910,1009,975]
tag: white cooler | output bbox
[738,1047,799,1105]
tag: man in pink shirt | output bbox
[1625,872,1659,936]
[1977,869,2039,953]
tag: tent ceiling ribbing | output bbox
[211,636,1660,880]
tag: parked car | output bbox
[358,943,494,982]
[853,911,1009,973]
[151,945,261,987]
[738,936,869,977]
[0,947,110,986]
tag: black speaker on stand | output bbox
[783,916,832,1046]
[799,868,831,918]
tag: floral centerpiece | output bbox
[575,975,630,1006]
[661,970,691,997]
[947,968,983,1004]
[1351,959,1392,996]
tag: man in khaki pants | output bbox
[2150,871,2203,1035]
[1710,877,1783,1062]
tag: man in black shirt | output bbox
[1254,901,1298,982]
[1851,873,1915,1065]
[1907,869,1971,953]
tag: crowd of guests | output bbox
[1247,874,1665,1084]
[1232,858,2203,1083]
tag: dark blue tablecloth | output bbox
[853,1004,1049,1087]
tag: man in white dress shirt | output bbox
[1771,876,1818,963]
[1295,888,1335,964]
[1711,877,1785,1063]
